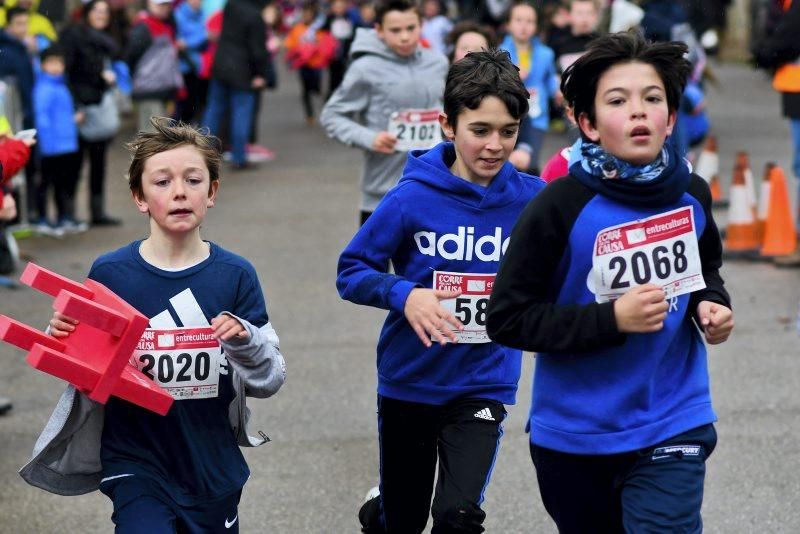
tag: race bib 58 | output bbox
[434,271,495,344]
[132,327,224,400]
[592,206,705,303]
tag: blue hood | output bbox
[402,142,534,210]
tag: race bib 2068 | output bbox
[434,271,495,344]
[132,327,223,400]
[388,109,442,152]
[592,206,705,303]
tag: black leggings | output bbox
[299,66,322,119]
[79,138,108,198]
[37,152,81,221]
[360,395,506,534]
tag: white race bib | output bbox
[434,271,495,344]
[388,109,442,152]
[132,327,223,400]
[591,206,705,303]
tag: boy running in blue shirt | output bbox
[23,118,286,533]
[488,32,734,533]
[337,49,544,533]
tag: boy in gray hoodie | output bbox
[320,0,448,225]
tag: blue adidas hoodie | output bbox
[33,71,78,157]
[337,142,545,405]
[499,36,559,132]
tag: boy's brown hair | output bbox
[374,0,418,25]
[506,1,537,23]
[127,117,222,199]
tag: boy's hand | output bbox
[251,76,266,89]
[404,288,464,348]
[509,149,531,171]
[613,284,668,333]
[696,301,733,344]
[49,312,78,338]
[0,193,17,221]
[101,69,117,86]
[74,111,85,125]
[211,314,250,342]
[372,131,397,154]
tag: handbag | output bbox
[132,35,184,96]
[79,90,121,142]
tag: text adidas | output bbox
[414,226,510,262]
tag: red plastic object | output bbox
[0,263,173,415]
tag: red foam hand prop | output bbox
[0,263,173,415]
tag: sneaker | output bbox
[57,217,89,234]
[358,486,381,531]
[245,144,276,162]
[0,397,12,415]
[364,486,380,503]
[33,218,65,238]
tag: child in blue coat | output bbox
[33,45,86,235]
[500,1,561,174]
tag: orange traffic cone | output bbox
[695,136,719,184]
[710,175,723,205]
[760,165,798,257]
[737,151,758,219]
[725,163,760,255]
[695,136,725,205]
[756,162,775,244]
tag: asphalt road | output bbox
[1,60,798,533]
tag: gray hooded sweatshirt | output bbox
[320,28,448,212]
[19,316,285,496]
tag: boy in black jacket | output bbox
[488,31,733,533]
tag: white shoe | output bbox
[364,486,380,503]
[58,218,89,234]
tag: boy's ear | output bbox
[577,112,600,143]
[665,109,677,137]
[132,191,149,214]
[439,113,455,141]
[207,180,219,208]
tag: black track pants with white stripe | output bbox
[360,395,506,534]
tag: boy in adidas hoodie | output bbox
[487,32,734,533]
[320,0,448,225]
[337,49,544,533]
[23,118,285,533]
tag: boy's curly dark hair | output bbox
[444,48,529,129]
[561,31,691,131]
